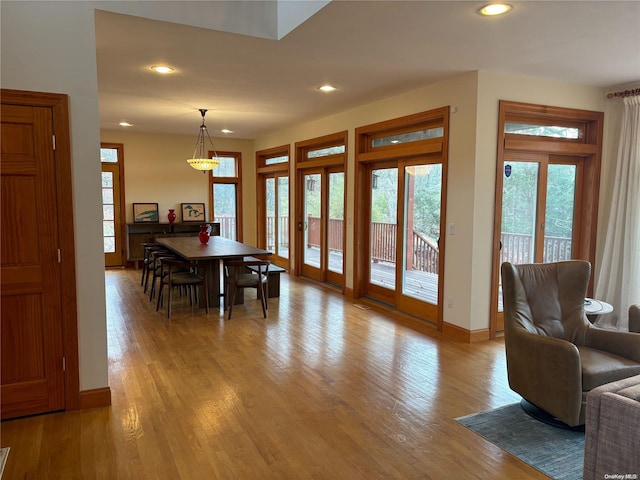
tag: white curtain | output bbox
[595,95,640,330]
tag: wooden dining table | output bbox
[155,236,272,307]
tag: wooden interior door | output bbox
[1,103,66,418]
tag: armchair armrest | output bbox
[584,327,640,363]
[506,328,583,424]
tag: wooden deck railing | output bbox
[500,232,572,264]
[412,231,439,273]
[266,216,290,250]
[263,217,573,272]
[213,216,236,239]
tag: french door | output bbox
[101,143,125,267]
[355,107,449,328]
[366,159,444,321]
[264,173,290,266]
[491,100,604,337]
[496,153,582,326]
[299,168,345,286]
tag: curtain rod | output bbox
[606,88,640,99]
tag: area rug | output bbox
[0,447,9,478]
[457,403,584,480]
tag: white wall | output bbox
[1,2,108,390]
[100,130,257,243]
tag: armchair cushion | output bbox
[579,346,640,390]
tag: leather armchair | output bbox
[501,261,640,427]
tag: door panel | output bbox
[501,161,540,265]
[327,172,344,276]
[277,176,289,260]
[298,168,345,286]
[497,155,580,328]
[369,167,398,291]
[544,163,577,262]
[303,173,322,273]
[265,174,290,266]
[213,183,237,240]
[101,164,122,266]
[402,164,442,305]
[365,161,444,321]
[1,104,65,419]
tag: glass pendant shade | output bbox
[187,109,221,172]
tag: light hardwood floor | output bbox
[1,269,549,479]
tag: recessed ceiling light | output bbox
[478,3,512,16]
[118,122,133,127]
[221,129,234,134]
[318,85,337,92]
[150,65,175,74]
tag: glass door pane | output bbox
[369,168,398,289]
[265,177,276,253]
[544,164,576,262]
[102,171,115,253]
[328,172,344,274]
[101,147,123,267]
[402,164,441,304]
[303,173,322,269]
[501,162,539,265]
[277,176,289,259]
[213,183,237,240]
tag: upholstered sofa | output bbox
[583,374,640,480]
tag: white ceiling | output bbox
[95,1,640,139]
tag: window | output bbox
[371,127,444,148]
[505,122,581,139]
[209,151,242,241]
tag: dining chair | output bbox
[147,249,180,300]
[141,243,166,288]
[156,258,208,318]
[224,259,269,320]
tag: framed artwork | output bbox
[133,203,159,223]
[181,203,206,222]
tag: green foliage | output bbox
[501,162,576,238]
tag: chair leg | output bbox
[259,283,267,318]
[227,284,236,320]
[144,266,152,293]
[203,282,209,314]
[167,282,173,318]
[259,290,267,318]
[156,282,164,312]
[140,261,147,286]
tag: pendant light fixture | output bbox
[187,108,221,173]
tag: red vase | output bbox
[167,209,176,224]
[198,224,210,245]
